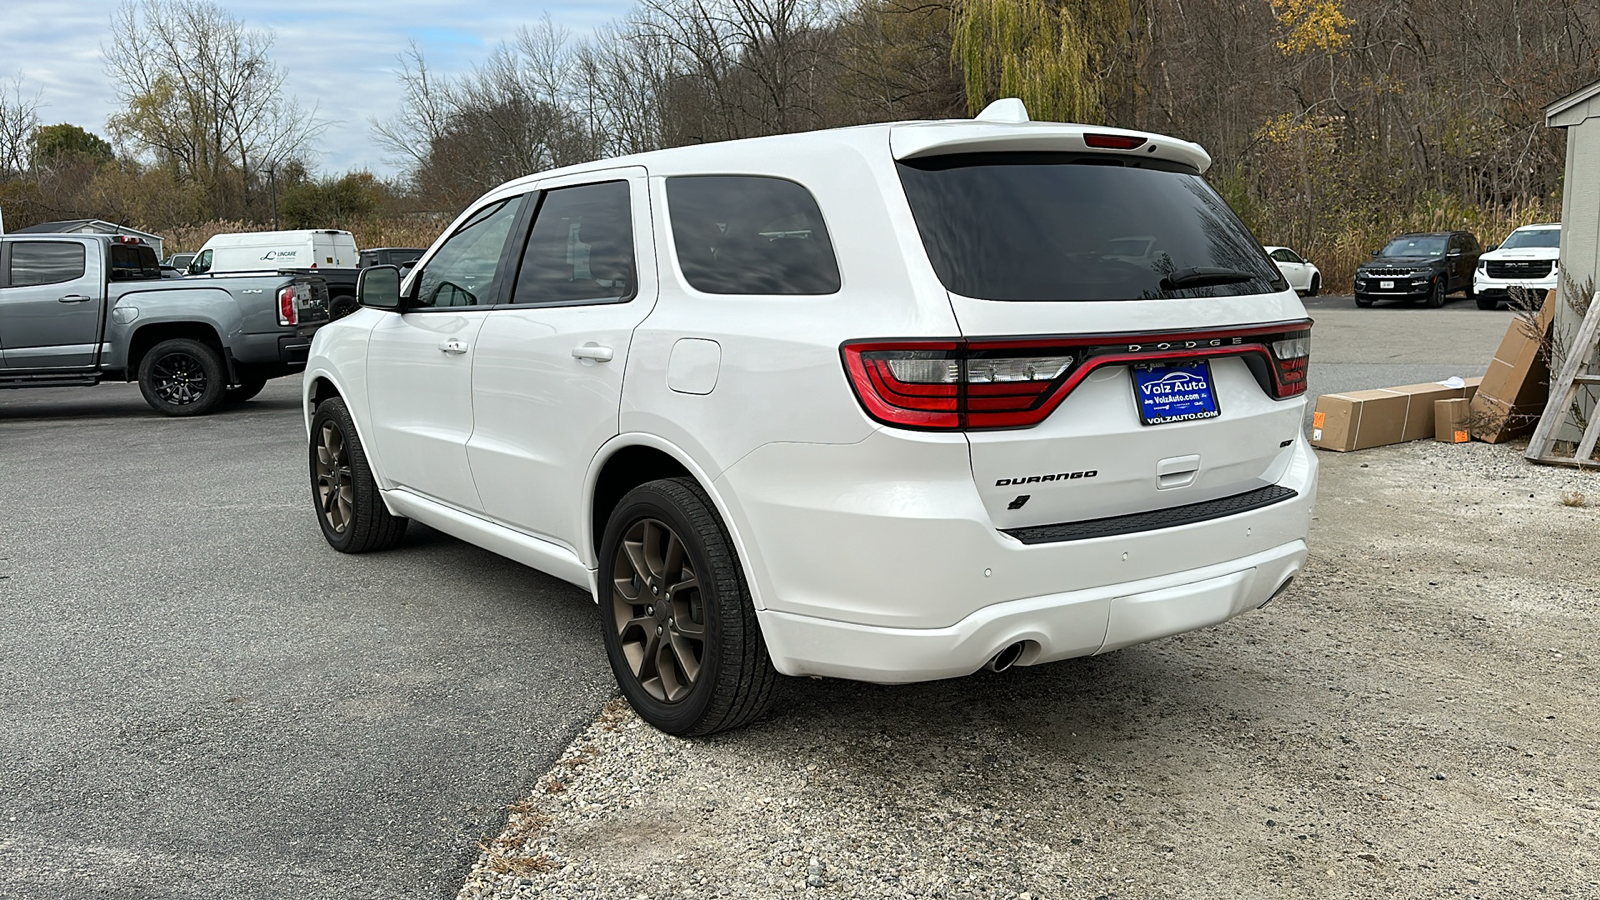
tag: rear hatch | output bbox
[860,142,1311,533]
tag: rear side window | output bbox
[897,153,1285,302]
[667,176,841,295]
[510,181,635,305]
[9,242,87,287]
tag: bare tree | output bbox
[0,74,40,180]
[103,0,323,219]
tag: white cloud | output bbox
[0,0,635,178]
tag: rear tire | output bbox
[310,397,409,553]
[138,338,227,416]
[598,477,778,736]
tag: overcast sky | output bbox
[0,0,634,180]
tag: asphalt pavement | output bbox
[0,379,614,899]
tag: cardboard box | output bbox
[1435,398,1471,443]
[1311,377,1482,451]
[1470,293,1555,443]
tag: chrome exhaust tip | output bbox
[1258,575,1296,610]
[985,641,1026,673]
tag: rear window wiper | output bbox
[1160,267,1256,290]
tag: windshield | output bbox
[1500,228,1560,250]
[1379,236,1447,257]
[896,153,1284,301]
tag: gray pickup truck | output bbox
[0,233,328,415]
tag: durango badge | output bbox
[995,470,1098,486]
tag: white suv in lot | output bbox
[303,101,1317,735]
[1474,223,1561,309]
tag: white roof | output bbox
[481,107,1214,201]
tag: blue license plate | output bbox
[1133,361,1220,425]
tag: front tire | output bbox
[329,294,359,321]
[1354,295,1374,308]
[310,397,408,553]
[1307,274,1320,297]
[138,338,227,416]
[1477,296,1501,310]
[1425,276,1446,308]
[598,477,778,736]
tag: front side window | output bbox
[897,153,1284,301]
[1270,249,1301,264]
[510,181,635,306]
[667,175,841,295]
[9,242,87,287]
[413,198,523,308]
[191,249,212,274]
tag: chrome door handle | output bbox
[571,344,614,362]
[58,294,92,303]
[439,339,469,355]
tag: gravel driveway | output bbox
[457,437,1599,899]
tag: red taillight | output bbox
[1084,133,1149,151]
[278,286,298,326]
[843,322,1312,430]
[1269,330,1311,397]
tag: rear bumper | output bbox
[231,329,319,368]
[715,428,1317,681]
[756,540,1305,682]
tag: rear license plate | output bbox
[1133,361,1221,425]
[1380,280,1395,289]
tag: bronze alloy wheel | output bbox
[610,517,706,703]
[149,350,210,406]
[314,420,354,535]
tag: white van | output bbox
[189,230,358,275]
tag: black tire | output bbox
[1307,274,1320,298]
[138,338,227,416]
[329,295,359,321]
[1477,296,1501,310]
[224,375,269,404]
[309,397,408,553]
[1354,295,1374,308]
[1425,276,1446,308]
[598,477,778,736]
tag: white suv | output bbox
[1474,223,1561,310]
[304,100,1317,735]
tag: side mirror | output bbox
[1448,249,1462,257]
[1371,249,1380,257]
[357,265,403,310]
[1487,243,1499,252]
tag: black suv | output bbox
[1353,231,1482,308]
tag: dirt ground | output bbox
[458,437,1599,900]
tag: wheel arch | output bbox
[127,321,227,382]
[584,435,766,610]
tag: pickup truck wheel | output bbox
[225,376,269,404]
[138,338,226,416]
[310,398,408,553]
[599,477,778,736]
[329,295,358,320]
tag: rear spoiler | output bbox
[889,121,1212,173]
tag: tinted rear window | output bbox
[667,176,841,295]
[110,243,161,280]
[896,153,1284,301]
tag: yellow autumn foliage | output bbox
[1273,0,1352,54]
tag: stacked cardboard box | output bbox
[1469,294,1556,443]
[1310,377,1483,452]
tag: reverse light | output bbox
[278,285,298,326]
[1084,133,1149,151]
[843,322,1312,430]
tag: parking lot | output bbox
[2,302,1595,899]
